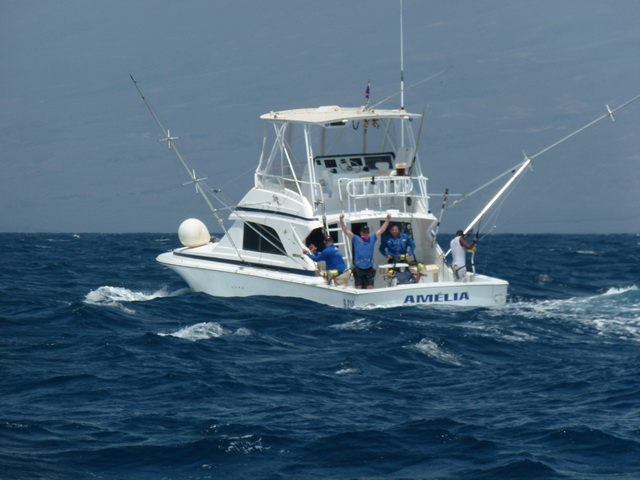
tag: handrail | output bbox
[338,175,427,214]
[343,176,414,198]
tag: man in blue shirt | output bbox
[339,213,391,289]
[379,223,415,262]
[303,235,347,276]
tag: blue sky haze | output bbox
[1,1,638,233]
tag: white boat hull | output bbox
[158,251,507,309]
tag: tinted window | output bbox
[243,222,285,255]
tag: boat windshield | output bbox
[255,109,419,197]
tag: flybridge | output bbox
[254,103,426,218]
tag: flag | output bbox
[365,81,370,101]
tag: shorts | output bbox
[453,265,467,282]
[353,266,376,288]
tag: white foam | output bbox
[504,285,640,342]
[336,367,359,375]
[412,338,462,366]
[85,286,170,304]
[602,285,638,296]
[329,318,376,331]
[224,434,269,454]
[158,322,229,341]
[234,327,253,336]
[83,285,179,313]
[535,274,553,284]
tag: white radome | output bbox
[178,218,211,248]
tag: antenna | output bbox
[368,66,451,110]
[400,0,405,111]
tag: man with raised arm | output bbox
[339,213,391,289]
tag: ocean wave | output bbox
[234,327,253,336]
[503,285,640,341]
[412,338,463,366]
[329,317,376,331]
[335,367,360,375]
[158,322,230,341]
[6,233,640,479]
[222,433,270,454]
[83,285,186,312]
[335,360,361,375]
[602,285,638,296]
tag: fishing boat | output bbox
[132,88,637,310]
[132,72,509,308]
[131,8,638,309]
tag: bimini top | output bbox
[260,105,422,125]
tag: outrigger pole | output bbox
[457,94,640,240]
[130,76,312,268]
[129,75,248,258]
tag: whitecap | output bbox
[500,330,538,342]
[329,318,375,331]
[85,285,170,304]
[336,367,359,375]
[158,322,229,341]
[412,338,462,366]
[224,434,269,454]
[602,285,638,296]
[234,327,253,336]
[83,285,178,313]
[457,322,539,344]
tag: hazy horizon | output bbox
[1,1,638,234]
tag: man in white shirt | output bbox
[450,230,477,282]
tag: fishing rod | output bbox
[468,221,480,275]
[443,93,640,257]
[431,187,449,247]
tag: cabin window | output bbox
[243,222,285,255]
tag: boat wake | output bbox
[503,285,640,341]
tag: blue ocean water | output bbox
[1,233,639,479]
